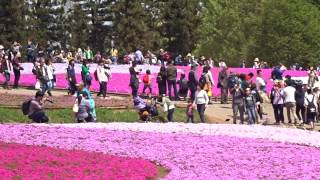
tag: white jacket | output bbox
[97,65,111,83]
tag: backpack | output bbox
[307,96,317,114]
[143,74,149,84]
[22,99,32,115]
[199,74,207,86]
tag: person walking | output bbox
[218,67,229,104]
[67,59,77,95]
[12,53,23,89]
[308,66,318,88]
[244,88,257,125]
[37,59,51,96]
[45,59,55,96]
[194,85,209,123]
[188,65,198,101]
[166,61,178,100]
[270,82,285,124]
[305,88,317,129]
[283,82,299,124]
[81,60,92,89]
[157,66,167,95]
[231,83,245,124]
[129,62,140,97]
[295,84,306,123]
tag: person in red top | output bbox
[142,69,152,95]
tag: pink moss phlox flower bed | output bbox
[1,124,320,179]
[0,141,158,179]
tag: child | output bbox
[244,88,257,125]
[142,69,152,95]
[186,99,194,123]
[178,73,188,100]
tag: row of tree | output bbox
[0,0,319,66]
[0,0,202,56]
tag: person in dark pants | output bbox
[295,84,306,123]
[157,66,167,95]
[218,67,229,104]
[97,60,111,99]
[2,55,13,89]
[67,59,77,95]
[161,95,175,122]
[12,53,23,89]
[166,61,178,100]
[270,82,285,124]
[27,91,49,123]
[129,62,140,97]
[188,65,198,101]
[231,83,245,124]
[194,85,209,123]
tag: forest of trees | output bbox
[0,0,319,66]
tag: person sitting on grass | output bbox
[76,92,93,123]
[28,91,49,123]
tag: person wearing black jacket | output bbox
[295,84,306,123]
[157,66,167,95]
[129,62,140,97]
[188,65,198,101]
[218,67,229,104]
[67,59,77,95]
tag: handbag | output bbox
[72,102,79,113]
[35,80,41,90]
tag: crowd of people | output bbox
[1,41,320,129]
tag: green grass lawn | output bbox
[0,107,201,123]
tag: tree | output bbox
[160,0,202,55]
[112,1,161,54]
[255,0,320,66]
[0,0,27,47]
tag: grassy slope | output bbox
[0,107,200,123]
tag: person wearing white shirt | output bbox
[97,60,112,99]
[304,88,317,129]
[194,85,209,123]
[45,59,55,90]
[283,83,299,124]
[161,95,175,122]
[256,70,266,92]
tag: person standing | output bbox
[84,47,93,63]
[305,88,317,129]
[270,82,285,124]
[177,73,188,100]
[166,61,178,100]
[157,66,167,95]
[129,62,140,97]
[81,60,92,89]
[188,65,198,101]
[231,83,245,124]
[45,59,55,96]
[244,88,257,125]
[194,85,209,123]
[218,67,229,104]
[2,55,13,89]
[37,59,51,96]
[186,99,194,123]
[256,70,266,92]
[295,84,306,123]
[308,66,318,88]
[12,53,23,89]
[142,69,152,95]
[26,40,36,62]
[67,59,77,95]
[161,95,175,122]
[110,47,118,64]
[96,60,111,99]
[283,82,299,124]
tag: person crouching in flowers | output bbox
[244,88,257,124]
[159,94,175,122]
[77,83,96,122]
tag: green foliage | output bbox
[196,0,320,67]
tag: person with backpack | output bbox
[142,69,152,96]
[177,73,188,100]
[270,82,285,124]
[157,66,167,95]
[199,66,212,104]
[67,59,77,95]
[96,60,112,99]
[24,91,49,123]
[295,84,306,123]
[188,65,198,101]
[166,61,178,100]
[305,88,317,129]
